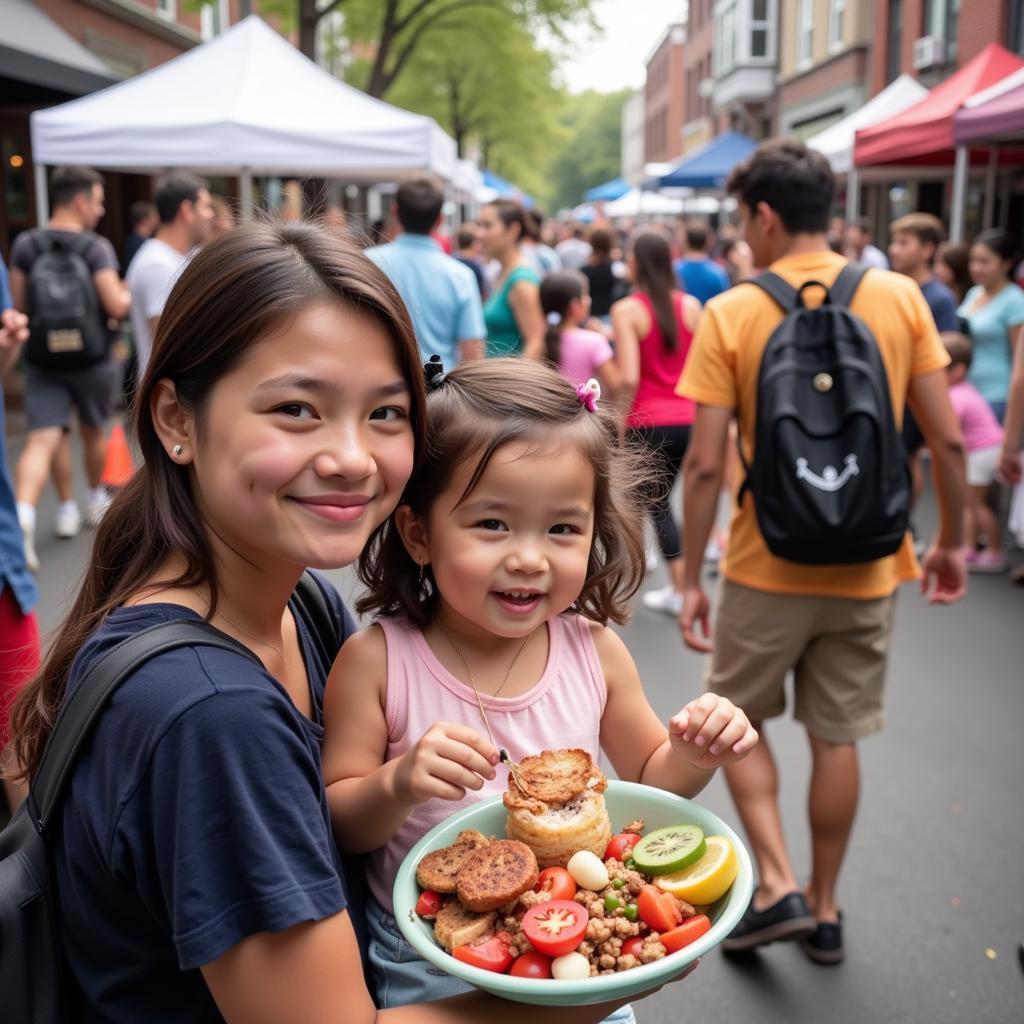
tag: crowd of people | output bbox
[0,136,1020,1021]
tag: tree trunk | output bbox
[298,0,319,60]
[366,0,400,97]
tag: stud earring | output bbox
[172,445,183,457]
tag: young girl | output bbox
[539,270,621,398]
[323,358,757,1012]
[4,225,645,1024]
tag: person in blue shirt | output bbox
[887,213,960,332]
[673,222,730,305]
[2,223,662,1024]
[0,265,39,814]
[366,178,485,365]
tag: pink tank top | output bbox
[626,290,696,428]
[367,615,607,912]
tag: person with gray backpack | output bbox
[8,166,130,572]
[677,139,967,967]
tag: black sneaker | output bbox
[802,911,844,965]
[722,892,816,953]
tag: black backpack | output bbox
[0,573,340,1023]
[738,265,911,565]
[25,230,111,369]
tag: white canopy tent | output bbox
[806,74,929,220]
[30,16,457,221]
[604,189,684,218]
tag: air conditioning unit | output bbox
[912,35,946,71]
[698,77,715,98]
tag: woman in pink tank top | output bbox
[320,358,756,1011]
[611,232,702,617]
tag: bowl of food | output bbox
[393,749,754,1006]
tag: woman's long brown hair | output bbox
[631,232,679,352]
[6,221,424,781]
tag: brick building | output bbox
[644,24,687,164]
[683,0,715,155]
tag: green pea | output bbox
[624,858,635,870]
[613,878,625,890]
[624,904,639,922]
[604,895,621,913]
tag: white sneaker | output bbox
[55,503,82,539]
[18,506,39,573]
[704,536,723,563]
[642,584,683,617]
[87,489,112,527]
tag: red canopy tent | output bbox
[854,43,1024,166]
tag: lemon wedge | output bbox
[653,835,738,905]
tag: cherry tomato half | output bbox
[660,914,711,954]
[415,890,443,920]
[453,933,514,974]
[535,866,577,901]
[521,899,589,958]
[509,951,554,979]
[621,936,645,960]
[605,833,641,863]
[638,884,684,933]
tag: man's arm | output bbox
[1000,326,1024,483]
[94,267,131,320]
[906,369,967,604]
[457,338,484,362]
[0,308,29,376]
[680,403,733,651]
[9,267,27,314]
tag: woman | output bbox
[4,223,658,1023]
[478,200,544,359]
[581,227,620,323]
[936,241,972,305]
[959,230,1024,421]
[612,232,701,617]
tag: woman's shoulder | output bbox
[509,262,541,286]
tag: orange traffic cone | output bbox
[101,423,134,488]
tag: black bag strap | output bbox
[27,621,257,833]
[745,271,798,312]
[290,570,341,668]
[827,263,869,309]
[30,229,96,260]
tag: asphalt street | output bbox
[15,433,1024,1024]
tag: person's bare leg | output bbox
[14,427,63,508]
[970,484,1002,555]
[667,556,685,594]
[804,734,859,923]
[51,431,74,503]
[723,725,800,908]
[79,423,108,490]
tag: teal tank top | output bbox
[484,264,541,358]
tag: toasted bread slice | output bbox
[503,748,607,815]
[433,900,497,951]
[416,829,491,893]
[456,839,539,912]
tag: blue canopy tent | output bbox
[482,169,534,207]
[583,177,630,202]
[656,132,757,189]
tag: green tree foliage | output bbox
[545,88,630,211]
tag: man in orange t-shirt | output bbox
[677,139,967,964]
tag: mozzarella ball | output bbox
[551,952,591,980]
[567,850,610,891]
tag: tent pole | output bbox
[982,145,999,229]
[846,169,860,222]
[34,162,49,226]
[950,146,969,243]
[999,171,1011,231]
[240,169,254,220]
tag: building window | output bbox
[750,0,770,58]
[798,0,813,67]
[156,0,176,20]
[829,0,846,51]
[201,0,230,39]
[716,0,738,75]
[923,0,959,60]
[887,0,902,82]
[1011,0,1024,54]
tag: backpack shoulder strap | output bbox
[29,229,53,256]
[828,263,869,308]
[290,570,342,667]
[27,621,256,833]
[745,272,798,313]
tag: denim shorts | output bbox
[365,895,636,1022]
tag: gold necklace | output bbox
[193,587,284,661]
[438,622,537,794]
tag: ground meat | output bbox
[517,890,551,911]
[622,819,645,835]
[598,937,623,958]
[585,918,613,943]
[575,890,605,918]
[675,897,697,918]
[577,940,595,958]
[616,953,641,971]
[508,931,532,956]
[598,954,617,970]
[609,917,641,939]
[639,935,667,963]
[605,859,646,896]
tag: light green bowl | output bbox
[393,779,753,1006]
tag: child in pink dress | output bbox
[944,331,1006,572]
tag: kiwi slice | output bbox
[631,825,707,876]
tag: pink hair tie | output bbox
[576,378,601,413]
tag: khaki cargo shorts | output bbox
[704,580,897,743]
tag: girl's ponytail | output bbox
[539,271,585,370]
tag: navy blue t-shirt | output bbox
[920,276,960,332]
[57,575,357,1022]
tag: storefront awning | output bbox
[954,67,1024,144]
[655,132,757,190]
[854,43,1024,167]
[584,177,630,202]
[1,0,120,95]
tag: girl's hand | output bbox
[668,694,758,771]
[394,722,500,804]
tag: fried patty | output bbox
[415,829,491,893]
[503,748,607,816]
[456,839,539,912]
[432,900,497,951]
